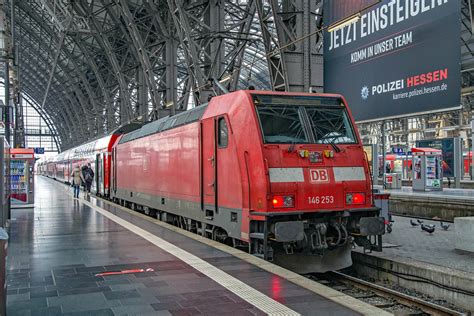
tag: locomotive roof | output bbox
[119,104,208,144]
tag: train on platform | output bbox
[37,90,385,273]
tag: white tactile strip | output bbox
[80,199,300,316]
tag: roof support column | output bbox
[165,38,177,115]
[137,65,148,121]
[256,0,323,92]
[201,0,224,102]
[41,18,71,109]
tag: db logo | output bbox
[310,169,329,183]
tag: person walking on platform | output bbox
[81,165,88,192]
[84,163,94,197]
[71,166,84,199]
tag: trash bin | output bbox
[0,228,8,316]
[384,173,401,189]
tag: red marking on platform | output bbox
[95,268,154,277]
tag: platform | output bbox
[352,215,474,311]
[6,176,386,316]
[374,185,474,220]
[375,185,474,202]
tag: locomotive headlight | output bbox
[272,195,295,208]
[346,193,365,205]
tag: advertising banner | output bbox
[325,0,380,26]
[324,0,461,122]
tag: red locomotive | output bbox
[38,90,384,273]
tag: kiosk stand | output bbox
[10,148,35,207]
[412,148,443,191]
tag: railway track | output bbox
[308,271,466,315]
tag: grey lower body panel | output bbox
[112,188,243,240]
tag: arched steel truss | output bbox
[2,0,473,151]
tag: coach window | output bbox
[218,117,228,148]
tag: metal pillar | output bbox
[165,38,177,115]
[381,121,386,188]
[471,119,474,180]
[4,61,10,145]
[372,144,379,186]
[454,137,462,188]
[137,66,148,122]
[256,0,324,92]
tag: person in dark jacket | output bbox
[83,163,94,196]
[81,165,88,192]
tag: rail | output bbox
[330,271,465,316]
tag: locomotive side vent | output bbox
[205,209,214,220]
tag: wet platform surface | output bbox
[6,176,361,316]
[356,215,474,273]
[375,185,474,201]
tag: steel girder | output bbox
[166,0,262,105]
[10,0,473,152]
[15,15,89,142]
[256,0,323,92]
[14,1,102,140]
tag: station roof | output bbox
[1,0,473,150]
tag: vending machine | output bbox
[10,148,35,207]
[412,148,443,191]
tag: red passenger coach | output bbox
[38,126,139,197]
[111,90,384,273]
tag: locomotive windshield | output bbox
[253,95,357,144]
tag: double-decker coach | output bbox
[39,124,140,197]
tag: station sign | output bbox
[324,0,461,122]
[34,147,45,154]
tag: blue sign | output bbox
[34,147,45,154]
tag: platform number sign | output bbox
[309,169,329,183]
[34,147,45,154]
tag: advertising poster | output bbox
[324,0,461,121]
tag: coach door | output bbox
[112,148,117,194]
[201,118,217,214]
[95,153,103,195]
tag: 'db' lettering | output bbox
[318,170,327,181]
[310,169,329,183]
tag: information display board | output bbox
[324,0,461,122]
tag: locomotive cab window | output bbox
[218,117,228,148]
[253,95,357,145]
[254,105,309,144]
[306,107,356,144]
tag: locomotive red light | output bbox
[346,193,365,205]
[272,195,294,208]
[352,193,365,205]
